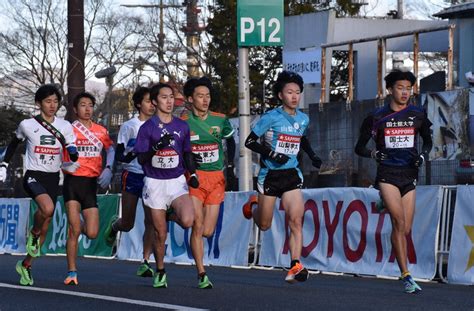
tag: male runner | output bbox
[243,71,322,283]
[181,76,235,289]
[63,92,114,285]
[105,86,157,278]
[355,69,432,293]
[0,84,77,286]
[134,82,197,288]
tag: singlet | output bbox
[181,110,234,171]
[134,115,191,180]
[16,117,76,173]
[359,104,432,167]
[252,106,309,171]
[117,116,145,174]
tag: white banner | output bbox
[283,49,321,84]
[447,185,474,285]
[259,186,442,279]
[0,198,30,254]
[117,192,253,267]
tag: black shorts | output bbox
[23,170,60,203]
[257,168,303,198]
[63,174,98,209]
[375,165,418,197]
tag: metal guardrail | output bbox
[437,185,457,283]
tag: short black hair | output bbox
[183,76,213,99]
[150,83,173,104]
[132,86,150,111]
[35,84,62,103]
[72,92,96,108]
[384,70,416,89]
[273,71,304,100]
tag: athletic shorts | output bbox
[142,175,189,210]
[121,170,145,197]
[63,174,98,209]
[375,165,418,197]
[189,170,225,205]
[23,170,60,204]
[257,168,303,198]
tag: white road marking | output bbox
[0,282,208,311]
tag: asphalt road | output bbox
[0,254,472,311]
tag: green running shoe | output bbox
[198,274,213,289]
[16,260,33,286]
[402,275,422,294]
[153,272,167,288]
[137,261,154,277]
[104,215,119,247]
[26,233,40,258]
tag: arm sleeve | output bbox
[3,136,21,163]
[419,113,433,156]
[300,136,317,158]
[226,136,236,165]
[245,131,271,158]
[115,143,136,163]
[354,115,374,158]
[183,151,197,174]
[105,146,115,168]
[63,122,77,146]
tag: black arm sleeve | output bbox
[183,151,197,174]
[244,131,271,158]
[301,136,317,158]
[115,143,137,163]
[137,150,156,166]
[354,116,374,158]
[419,115,433,156]
[226,136,236,165]
[3,136,21,163]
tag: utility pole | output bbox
[67,0,85,121]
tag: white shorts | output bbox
[142,175,189,210]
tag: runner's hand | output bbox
[152,133,174,151]
[193,153,203,168]
[98,167,113,189]
[413,153,426,167]
[61,161,80,173]
[371,150,389,162]
[0,162,8,182]
[188,173,199,188]
[268,151,290,165]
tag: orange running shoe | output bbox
[242,195,258,219]
[285,262,309,284]
[64,271,78,285]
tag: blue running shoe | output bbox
[402,274,422,294]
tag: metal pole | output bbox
[348,43,354,102]
[319,47,326,105]
[159,0,164,82]
[377,38,386,100]
[413,32,419,94]
[447,25,455,90]
[238,48,252,191]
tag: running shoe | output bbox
[285,262,309,284]
[15,260,33,286]
[402,274,422,294]
[153,272,167,288]
[64,271,78,285]
[26,232,40,258]
[242,195,258,219]
[137,261,154,277]
[375,199,386,213]
[198,274,213,289]
[104,215,119,247]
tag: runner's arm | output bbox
[301,136,322,168]
[354,116,373,158]
[105,146,115,169]
[225,136,236,165]
[419,117,433,157]
[244,131,272,157]
[2,136,21,164]
[183,151,197,174]
[115,143,136,163]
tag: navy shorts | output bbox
[257,168,303,198]
[23,170,60,204]
[376,165,418,197]
[121,170,145,197]
[63,175,98,209]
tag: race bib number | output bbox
[77,140,101,158]
[384,127,415,149]
[192,143,219,163]
[275,134,301,155]
[34,146,60,166]
[152,149,179,169]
